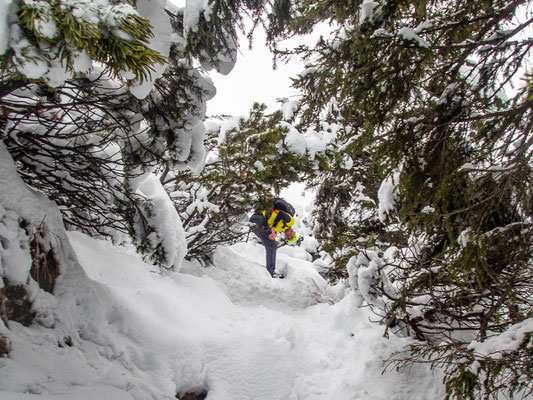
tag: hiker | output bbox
[249,197,298,278]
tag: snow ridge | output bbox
[0,228,445,399]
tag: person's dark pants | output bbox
[250,214,277,276]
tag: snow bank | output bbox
[0,142,78,297]
[0,144,164,398]
[0,189,445,399]
[188,244,340,310]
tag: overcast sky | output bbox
[206,29,304,117]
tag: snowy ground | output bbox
[0,231,445,400]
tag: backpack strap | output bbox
[267,209,278,226]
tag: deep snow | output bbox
[1,229,445,400]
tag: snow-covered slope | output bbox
[0,231,445,400]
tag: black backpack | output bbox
[273,197,295,217]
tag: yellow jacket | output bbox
[262,208,295,232]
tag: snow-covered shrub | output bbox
[130,173,187,270]
[346,251,395,312]
[164,103,318,262]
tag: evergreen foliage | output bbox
[162,103,315,262]
[1,0,223,268]
[0,0,315,268]
[9,0,166,83]
[2,75,142,234]
[269,0,533,398]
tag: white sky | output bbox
[206,28,305,117]
[205,19,336,117]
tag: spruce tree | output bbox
[1,1,169,238]
[163,103,316,262]
[1,0,238,267]
[0,0,318,268]
[268,0,533,398]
